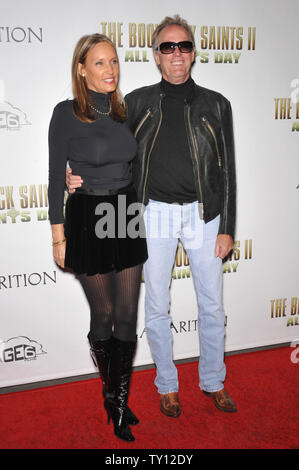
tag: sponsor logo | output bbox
[99,21,256,64]
[274,79,299,131]
[0,101,31,131]
[138,318,198,339]
[223,239,253,274]
[270,297,299,327]
[0,336,47,363]
[138,316,227,339]
[0,183,60,225]
[0,27,43,43]
[0,271,57,290]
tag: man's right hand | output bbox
[66,168,83,194]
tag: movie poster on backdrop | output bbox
[0,0,298,387]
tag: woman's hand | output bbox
[51,224,66,268]
[53,242,66,268]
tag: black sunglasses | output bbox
[155,41,194,54]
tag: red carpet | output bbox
[1,346,298,450]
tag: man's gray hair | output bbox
[152,15,195,51]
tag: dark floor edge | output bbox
[0,342,291,395]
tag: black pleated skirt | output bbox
[64,184,148,275]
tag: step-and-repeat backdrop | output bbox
[1,0,298,387]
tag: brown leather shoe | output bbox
[160,392,181,418]
[203,388,237,412]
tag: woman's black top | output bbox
[48,90,137,224]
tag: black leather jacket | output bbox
[125,80,236,238]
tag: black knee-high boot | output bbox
[104,336,137,442]
[88,334,139,426]
[88,334,113,398]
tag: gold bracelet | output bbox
[52,238,66,246]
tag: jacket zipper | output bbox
[187,105,204,214]
[201,116,222,167]
[141,99,163,205]
[134,109,151,138]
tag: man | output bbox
[67,15,237,417]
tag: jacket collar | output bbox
[158,78,196,105]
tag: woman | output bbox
[48,34,148,442]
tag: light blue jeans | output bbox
[143,200,226,394]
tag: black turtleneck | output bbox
[147,77,197,204]
[48,90,137,224]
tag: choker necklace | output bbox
[88,102,111,116]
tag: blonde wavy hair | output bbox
[71,33,126,122]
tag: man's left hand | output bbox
[214,234,234,259]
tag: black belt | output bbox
[76,183,133,196]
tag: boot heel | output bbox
[89,349,98,368]
[105,399,135,442]
[105,407,111,425]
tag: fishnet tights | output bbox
[77,264,143,342]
